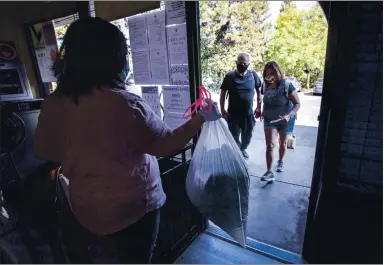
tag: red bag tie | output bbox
[183,86,212,119]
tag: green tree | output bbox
[55,24,70,47]
[280,0,291,12]
[265,3,327,87]
[199,1,269,91]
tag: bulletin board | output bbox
[125,2,192,131]
[0,41,33,101]
[28,21,58,83]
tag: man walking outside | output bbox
[220,52,262,159]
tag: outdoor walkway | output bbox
[209,122,318,254]
[210,92,321,254]
[245,122,317,254]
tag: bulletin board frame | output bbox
[0,63,33,101]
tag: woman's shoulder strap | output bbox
[283,79,291,97]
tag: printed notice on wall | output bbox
[147,10,167,51]
[167,24,187,54]
[29,21,58,82]
[162,86,191,114]
[169,52,188,66]
[0,68,23,95]
[141,86,162,118]
[131,51,151,85]
[164,112,189,131]
[170,64,189,85]
[128,15,149,52]
[150,49,169,85]
[163,85,191,130]
[36,45,57,82]
[167,24,188,65]
[165,1,186,25]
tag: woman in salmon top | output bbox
[34,17,220,264]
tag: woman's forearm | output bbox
[288,91,300,118]
[288,104,300,118]
[148,114,204,157]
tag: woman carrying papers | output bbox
[257,61,300,182]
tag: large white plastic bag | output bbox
[186,118,250,247]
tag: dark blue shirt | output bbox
[220,70,262,117]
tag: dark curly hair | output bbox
[52,17,128,103]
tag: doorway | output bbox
[200,0,328,258]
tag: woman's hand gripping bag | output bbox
[184,87,250,248]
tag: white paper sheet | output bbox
[162,86,191,114]
[164,112,189,131]
[165,1,186,25]
[131,51,152,85]
[35,45,57,82]
[170,64,189,86]
[167,24,188,54]
[128,15,149,52]
[167,24,188,66]
[141,86,162,118]
[149,50,170,85]
[169,52,188,65]
[147,10,167,51]
[270,119,282,124]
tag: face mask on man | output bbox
[236,63,249,74]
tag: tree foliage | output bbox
[53,2,327,91]
[265,2,328,85]
[199,1,270,91]
[200,1,328,91]
[55,24,70,47]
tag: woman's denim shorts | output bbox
[264,116,296,134]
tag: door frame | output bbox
[185,0,209,233]
[302,1,355,261]
[187,0,355,262]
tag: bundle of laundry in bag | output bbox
[184,86,250,247]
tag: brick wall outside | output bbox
[337,2,383,192]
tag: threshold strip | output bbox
[205,225,305,264]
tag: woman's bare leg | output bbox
[278,132,288,161]
[264,129,278,171]
[276,131,288,172]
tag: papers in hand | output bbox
[270,119,282,124]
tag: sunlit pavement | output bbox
[210,91,322,254]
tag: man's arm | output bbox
[255,87,262,109]
[254,72,263,118]
[220,90,226,112]
[220,75,229,120]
